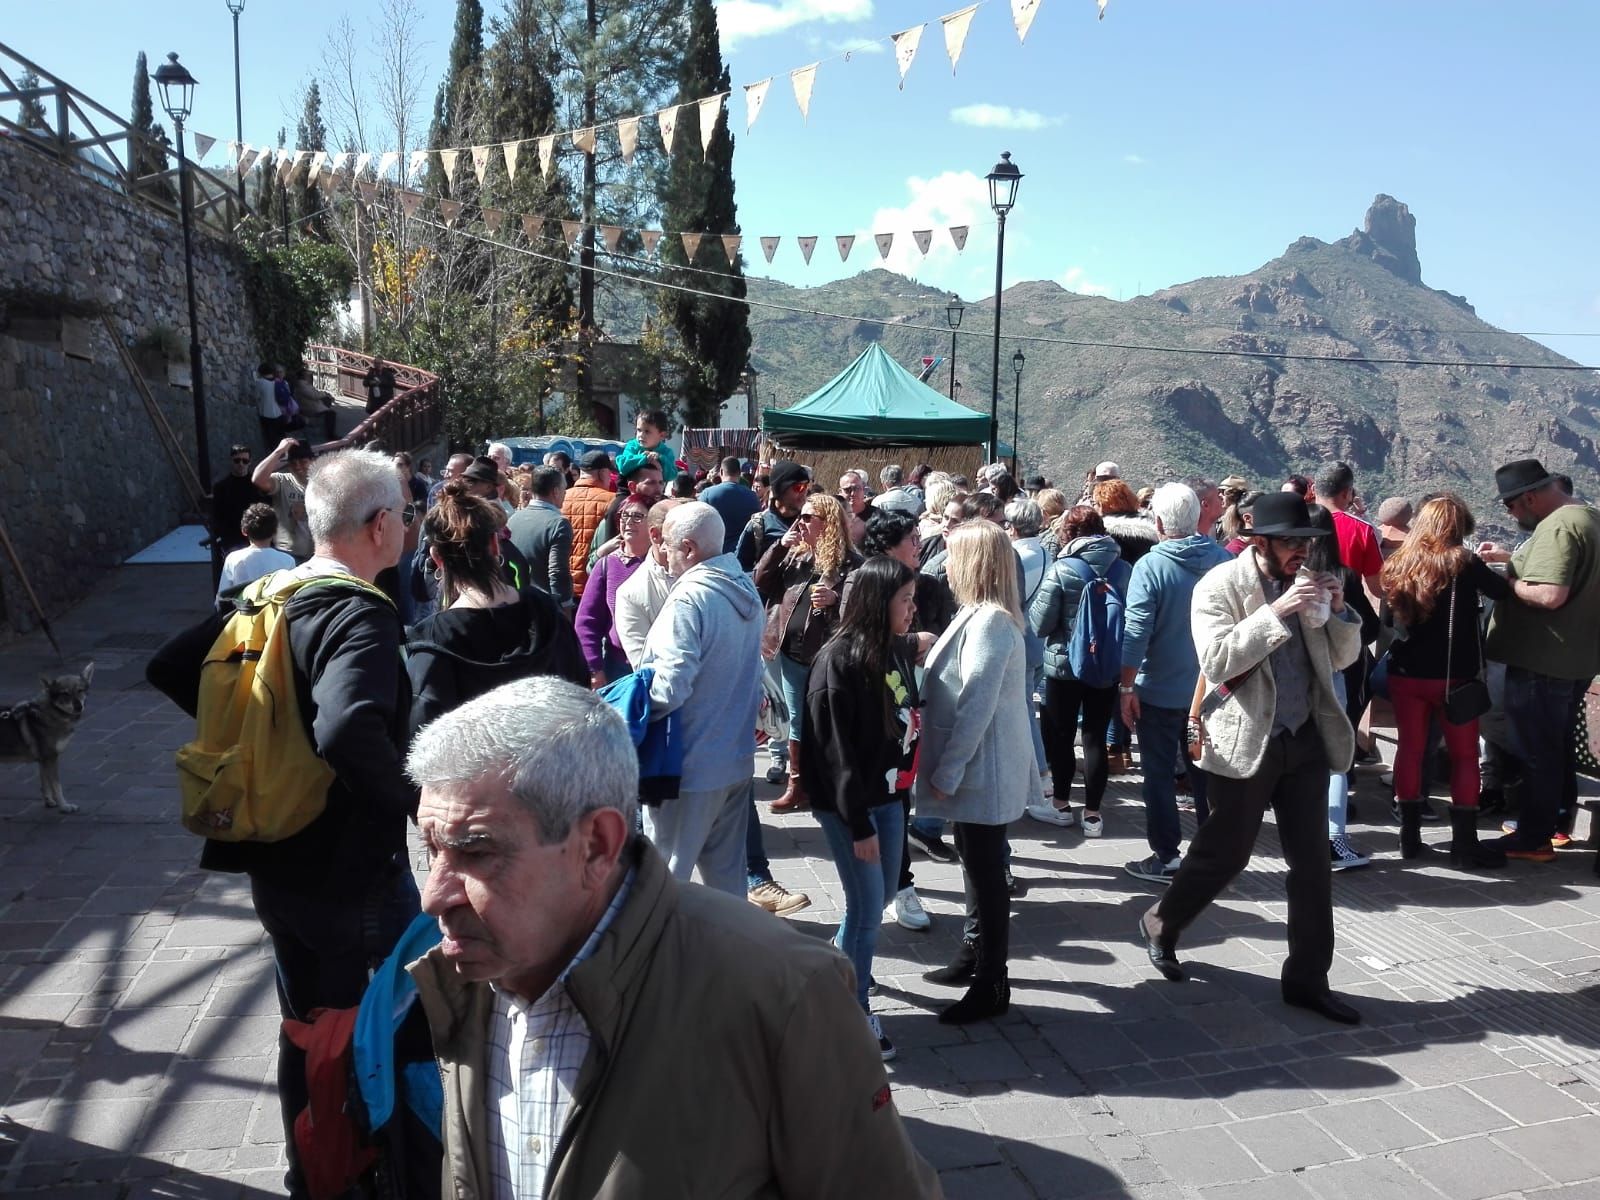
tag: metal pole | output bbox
[1012,361,1022,475]
[175,119,223,588]
[988,210,1007,462]
[948,328,958,401]
[231,10,244,208]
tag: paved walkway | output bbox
[3,564,1600,1198]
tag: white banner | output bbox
[503,141,520,181]
[836,234,855,261]
[875,232,894,260]
[1012,0,1041,43]
[744,79,772,132]
[617,116,640,164]
[353,151,372,178]
[760,235,780,263]
[798,235,817,264]
[913,228,933,254]
[236,147,258,177]
[308,150,328,181]
[471,144,493,185]
[538,136,556,177]
[891,24,925,88]
[657,105,680,154]
[375,151,399,180]
[698,94,725,157]
[1099,0,1109,17]
[192,131,216,161]
[942,6,978,73]
[408,149,430,182]
[438,149,459,185]
[791,64,818,123]
[949,225,970,250]
[572,126,596,155]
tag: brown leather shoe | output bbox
[770,739,809,812]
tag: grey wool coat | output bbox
[1191,547,1361,780]
[912,604,1044,825]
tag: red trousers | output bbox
[1388,674,1480,808]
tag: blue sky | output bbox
[10,0,1597,365]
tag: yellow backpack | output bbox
[176,569,392,841]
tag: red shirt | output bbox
[1332,510,1383,578]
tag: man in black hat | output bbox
[1480,458,1600,863]
[1137,493,1365,1024]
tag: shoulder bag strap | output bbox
[1445,579,1457,683]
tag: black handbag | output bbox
[1442,582,1491,724]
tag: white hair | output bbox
[1149,482,1201,538]
[923,472,957,516]
[486,442,512,462]
[305,449,405,545]
[663,501,725,557]
[407,677,638,841]
[1004,498,1042,537]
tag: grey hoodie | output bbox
[642,552,765,792]
[1028,534,1130,681]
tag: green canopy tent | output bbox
[761,344,992,449]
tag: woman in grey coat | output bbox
[913,520,1044,1024]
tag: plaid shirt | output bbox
[484,866,635,1200]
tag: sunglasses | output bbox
[366,503,417,528]
[231,456,251,464]
[1265,535,1311,549]
[797,512,821,523]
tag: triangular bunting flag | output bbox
[949,225,970,250]
[331,151,353,178]
[642,229,662,256]
[942,6,978,73]
[1099,0,1109,18]
[657,105,680,154]
[438,148,459,185]
[617,116,640,164]
[291,150,314,184]
[572,126,597,155]
[874,232,894,260]
[913,228,933,254]
[317,167,335,191]
[836,234,856,262]
[472,144,493,185]
[521,215,541,239]
[538,135,556,176]
[790,64,817,122]
[308,150,327,181]
[1011,0,1041,42]
[438,198,462,225]
[483,207,504,233]
[503,141,520,181]
[760,235,780,263]
[227,140,240,166]
[192,131,216,161]
[721,234,742,264]
[561,220,583,250]
[891,25,925,89]
[356,180,378,204]
[681,232,703,262]
[375,151,399,180]
[600,224,623,252]
[797,235,817,264]
[399,190,423,217]
[408,149,430,182]
[236,147,258,177]
[743,79,772,132]
[276,154,294,185]
[698,94,725,157]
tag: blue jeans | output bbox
[1328,671,1349,837]
[1138,702,1208,862]
[1502,667,1586,847]
[763,656,788,765]
[778,653,809,743]
[747,795,771,888]
[816,804,905,1010]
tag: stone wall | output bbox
[0,136,262,638]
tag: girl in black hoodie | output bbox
[406,483,587,737]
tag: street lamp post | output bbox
[154,53,222,587]
[1011,348,1025,476]
[740,364,760,427]
[985,151,1023,463]
[227,0,245,209]
[944,294,964,402]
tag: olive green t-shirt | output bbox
[1485,503,1600,679]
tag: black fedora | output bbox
[1494,458,1556,502]
[1249,492,1328,538]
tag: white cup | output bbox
[1298,568,1331,628]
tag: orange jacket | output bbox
[562,481,615,597]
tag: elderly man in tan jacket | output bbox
[407,676,940,1200]
[1136,493,1364,1025]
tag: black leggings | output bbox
[954,821,1010,981]
[1040,675,1117,811]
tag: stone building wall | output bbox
[0,136,262,638]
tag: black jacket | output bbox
[405,588,588,737]
[147,577,415,895]
[802,642,918,840]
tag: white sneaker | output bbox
[1026,803,1078,827]
[1081,813,1104,838]
[893,886,931,931]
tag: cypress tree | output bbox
[658,0,750,426]
[295,82,328,238]
[129,53,175,202]
[427,0,484,193]
[16,69,48,130]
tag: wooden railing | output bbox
[0,40,244,236]
[305,344,444,454]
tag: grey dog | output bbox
[0,663,94,813]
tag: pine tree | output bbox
[658,0,749,425]
[295,82,328,238]
[427,0,484,193]
[16,69,48,130]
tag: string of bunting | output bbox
[194,0,1108,188]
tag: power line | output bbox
[411,217,1600,373]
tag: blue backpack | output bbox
[1062,557,1128,687]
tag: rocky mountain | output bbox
[741,196,1598,511]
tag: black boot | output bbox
[1449,805,1506,869]
[923,939,978,985]
[938,973,1010,1025]
[1398,800,1427,859]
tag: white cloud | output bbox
[852,170,995,288]
[824,35,885,55]
[1058,266,1113,297]
[949,103,1064,131]
[717,0,873,49]
[1123,153,1146,166]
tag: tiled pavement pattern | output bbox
[3,564,1600,1198]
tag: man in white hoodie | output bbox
[640,502,766,896]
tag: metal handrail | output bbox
[0,40,245,235]
[305,344,444,455]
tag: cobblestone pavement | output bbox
[4,563,1600,1198]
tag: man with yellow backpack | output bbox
[149,448,422,1200]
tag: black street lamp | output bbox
[985,150,1022,462]
[1011,348,1025,475]
[739,364,760,426]
[154,52,222,586]
[227,0,246,209]
[944,294,964,402]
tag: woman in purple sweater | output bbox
[576,496,651,686]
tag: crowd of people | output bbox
[165,421,1600,1197]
